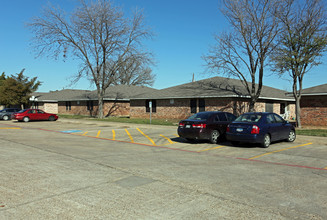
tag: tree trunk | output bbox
[248,100,255,112]
[97,89,104,119]
[295,97,301,128]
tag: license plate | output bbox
[186,125,191,128]
[236,128,243,132]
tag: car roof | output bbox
[241,112,271,115]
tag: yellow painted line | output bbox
[96,130,101,138]
[249,143,313,160]
[136,128,156,145]
[174,134,179,137]
[198,146,225,152]
[82,132,88,136]
[112,130,115,140]
[324,166,327,170]
[125,129,134,143]
[160,134,176,144]
[0,127,21,129]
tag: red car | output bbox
[12,109,58,122]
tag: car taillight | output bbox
[192,123,206,129]
[226,124,230,132]
[251,125,260,134]
[179,122,185,127]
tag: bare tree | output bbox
[271,0,327,128]
[28,0,154,118]
[204,0,285,112]
[113,56,155,86]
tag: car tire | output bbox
[210,130,220,144]
[23,117,30,122]
[3,115,9,121]
[287,130,296,142]
[49,116,55,121]
[262,134,271,148]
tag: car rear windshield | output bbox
[235,114,262,122]
[188,112,211,120]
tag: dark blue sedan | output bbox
[226,112,296,148]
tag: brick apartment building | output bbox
[299,83,327,126]
[130,76,295,120]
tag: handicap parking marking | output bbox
[61,130,83,133]
[249,142,313,160]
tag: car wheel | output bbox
[210,130,220,144]
[23,117,30,122]
[262,134,271,148]
[3,115,9,121]
[287,130,296,142]
[49,116,55,121]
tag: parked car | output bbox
[178,111,236,144]
[0,108,21,120]
[226,112,296,148]
[12,109,58,122]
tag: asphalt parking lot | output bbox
[1,118,327,219]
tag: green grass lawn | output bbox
[296,129,327,137]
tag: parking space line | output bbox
[125,129,134,143]
[160,134,175,144]
[0,127,21,129]
[112,130,115,140]
[249,143,313,160]
[136,128,156,145]
[82,132,88,136]
[198,146,225,152]
[96,130,101,138]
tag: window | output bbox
[146,100,156,113]
[199,99,205,112]
[265,102,274,113]
[273,114,284,123]
[280,103,286,114]
[87,101,93,111]
[188,112,211,120]
[190,99,197,113]
[266,114,275,124]
[218,113,227,121]
[66,101,71,111]
[226,113,236,122]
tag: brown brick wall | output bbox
[58,100,129,117]
[300,96,327,126]
[44,103,58,114]
[130,98,294,120]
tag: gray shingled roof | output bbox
[33,85,157,102]
[32,89,92,102]
[301,83,327,95]
[84,85,158,101]
[131,76,294,101]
